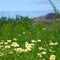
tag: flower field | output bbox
[0,17,60,60]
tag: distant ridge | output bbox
[35,13,56,20]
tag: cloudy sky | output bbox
[0,0,60,17]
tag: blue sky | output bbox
[0,0,60,17]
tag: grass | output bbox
[0,18,60,60]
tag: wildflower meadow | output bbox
[0,17,60,60]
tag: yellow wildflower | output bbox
[0,45,2,49]
[31,40,35,43]
[7,40,11,43]
[5,45,11,49]
[54,42,58,45]
[11,42,19,48]
[13,38,17,41]
[16,48,24,53]
[4,42,8,44]
[37,39,41,42]
[49,55,56,60]
[49,42,54,46]
[39,47,44,51]
[37,53,42,58]
[9,51,13,55]
[41,51,46,55]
